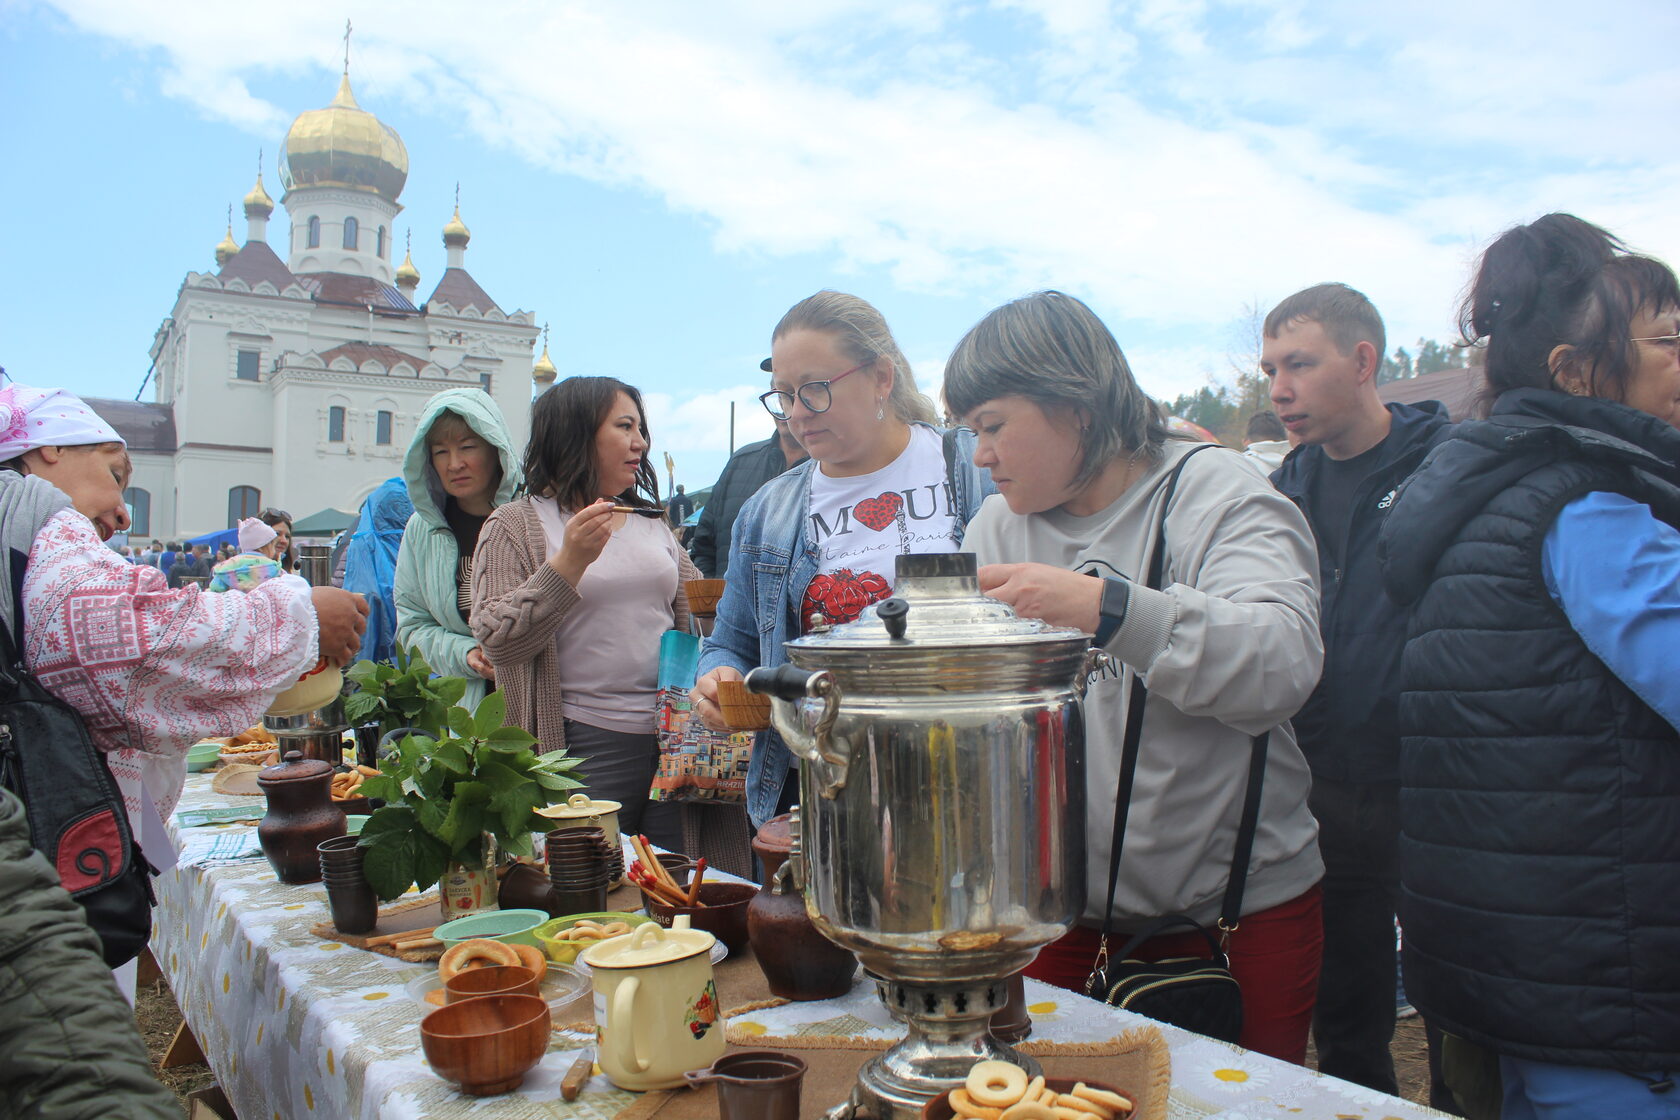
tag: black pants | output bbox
[1310,777,1403,1094]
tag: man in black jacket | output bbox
[688,358,808,578]
[1264,284,1453,1100]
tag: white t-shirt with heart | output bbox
[800,426,960,630]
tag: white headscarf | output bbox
[0,384,123,461]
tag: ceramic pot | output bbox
[747,808,856,1001]
[256,751,347,884]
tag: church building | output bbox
[91,68,558,541]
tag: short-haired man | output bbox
[1263,284,1453,1099]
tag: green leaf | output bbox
[430,742,472,776]
[357,773,406,803]
[435,781,492,850]
[344,692,379,723]
[411,831,451,893]
[486,725,537,747]
[434,677,467,706]
[446,705,476,739]
[415,796,449,838]
[472,691,508,738]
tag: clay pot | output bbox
[747,812,857,1001]
[257,752,347,884]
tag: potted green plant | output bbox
[355,691,585,915]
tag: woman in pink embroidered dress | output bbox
[0,385,369,830]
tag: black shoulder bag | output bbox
[1083,445,1269,1043]
[0,618,155,967]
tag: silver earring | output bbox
[877,400,886,421]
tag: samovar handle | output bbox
[1076,647,1118,698]
[744,666,850,798]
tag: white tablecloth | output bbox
[155,773,1449,1119]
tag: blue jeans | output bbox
[1501,1056,1680,1120]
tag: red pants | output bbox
[1026,885,1323,1064]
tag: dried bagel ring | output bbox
[1054,1094,1110,1118]
[438,938,518,983]
[998,1103,1057,1120]
[1071,1085,1133,1115]
[967,1061,1030,1109]
[1024,1075,1047,1103]
[510,942,547,981]
[600,921,632,936]
[948,1089,1004,1120]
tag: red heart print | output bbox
[802,569,892,629]
[852,491,904,531]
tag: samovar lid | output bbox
[786,553,1088,654]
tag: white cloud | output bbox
[47,0,1680,463]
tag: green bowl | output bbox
[535,911,651,964]
[186,742,222,772]
[434,908,550,950]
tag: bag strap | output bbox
[1089,445,1269,983]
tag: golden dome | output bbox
[281,73,408,202]
[442,206,471,247]
[395,248,421,288]
[532,344,558,383]
[243,170,274,218]
[215,223,240,266]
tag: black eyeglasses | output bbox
[758,360,871,420]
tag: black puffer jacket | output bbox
[1271,400,1452,783]
[1380,388,1680,1070]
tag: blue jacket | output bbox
[1270,400,1451,783]
[697,425,996,825]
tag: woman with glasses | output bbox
[1380,214,1680,1119]
[690,290,996,828]
[472,376,697,850]
[259,507,295,572]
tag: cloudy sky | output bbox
[3,0,1677,487]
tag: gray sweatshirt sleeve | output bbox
[1113,457,1323,736]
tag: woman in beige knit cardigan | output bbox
[471,376,698,850]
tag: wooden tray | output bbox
[309,895,446,961]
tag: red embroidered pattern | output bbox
[22,511,319,820]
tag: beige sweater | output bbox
[470,498,698,754]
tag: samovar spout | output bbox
[744,665,850,797]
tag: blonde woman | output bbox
[691,291,996,827]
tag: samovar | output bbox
[746,553,1106,1118]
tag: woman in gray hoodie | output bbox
[946,291,1325,1064]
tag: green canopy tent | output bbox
[289,507,358,537]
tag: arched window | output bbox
[375,410,393,445]
[123,487,151,537]
[328,406,346,442]
[307,216,320,249]
[228,486,260,527]
[343,216,359,250]
[377,226,387,258]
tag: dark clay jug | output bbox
[257,751,346,884]
[747,810,857,1001]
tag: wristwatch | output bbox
[1093,577,1131,647]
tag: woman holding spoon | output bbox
[472,376,697,849]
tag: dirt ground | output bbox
[137,978,1443,1117]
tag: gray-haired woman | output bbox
[945,289,1325,1063]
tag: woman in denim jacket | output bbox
[691,291,995,827]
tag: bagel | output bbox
[438,938,519,983]
[1070,1085,1132,1116]
[1024,1075,1046,1104]
[998,1104,1056,1120]
[948,1089,1004,1120]
[966,1061,1030,1109]
[510,942,547,981]
[1054,1095,1111,1118]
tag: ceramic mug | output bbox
[579,922,723,1090]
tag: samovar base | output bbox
[828,975,1041,1120]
